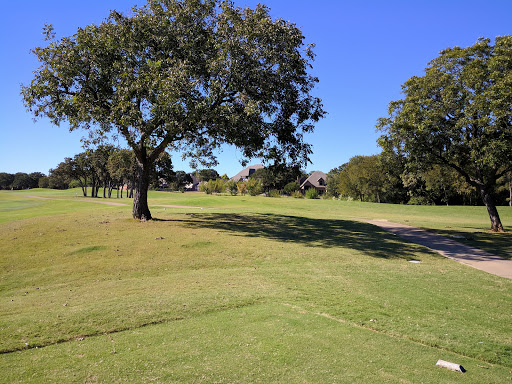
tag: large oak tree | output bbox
[22,0,324,220]
[378,37,512,231]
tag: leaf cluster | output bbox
[22,0,325,169]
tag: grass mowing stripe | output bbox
[283,303,511,369]
[0,299,263,355]
[1,302,510,383]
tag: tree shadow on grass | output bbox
[174,213,432,260]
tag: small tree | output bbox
[107,148,136,198]
[246,178,263,196]
[305,188,318,199]
[237,181,248,196]
[283,181,299,196]
[226,180,238,195]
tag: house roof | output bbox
[300,171,327,189]
[230,164,264,181]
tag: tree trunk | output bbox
[132,158,152,220]
[509,181,511,207]
[80,177,87,197]
[479,186,504,232]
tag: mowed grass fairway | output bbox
[1,190,511,383]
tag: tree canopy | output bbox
[22,0,325,220]
[378,36,512,231]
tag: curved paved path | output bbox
[364,219,512,279]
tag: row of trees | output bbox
[327,154,511,207]
[2,146,179,197]
[0,172,46,190]
[47,146,140,197]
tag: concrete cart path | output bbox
[364,219,512,279]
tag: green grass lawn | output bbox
[1,190,511,383]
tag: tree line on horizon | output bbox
[3,148,510,208]
[326,154,511,207]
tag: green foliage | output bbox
[292,190,304,198]
[196,169,220,183]
[9,172,43,190]
[107,148,136,195]
[237,181,248,196]
[0,173,15,190]
[198,182,210,194]
[250,164,305,192]
[38,176,50,188]
[305,188,319,199]
[267,189,281,198]
[407,196,432,205]
[210,178,226,194]
[335,155,387,202]
[326,165,346,198]
[225,180,238,196]
[170,171,193,191]
[67,180,82,188]
[199,179,225,194]
[22,0,325,219]
[246,178,263,196]
[378,36,512,230]
[150,151,174,190]
[283,181,299,195]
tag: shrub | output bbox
[211,178,226,194]
[267,189,281,198]
[283,181,299,195]
[226,180,238,195]
[292,191,304,199]
[237,181,248,196]
[407,196,432,205]
[247,178,263,196]
[305,188,319,199]
[198,182,211,194]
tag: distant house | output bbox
[299,171,327,195]
[185,174,200,191]
[230,164,264,182]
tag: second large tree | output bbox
[378,37,512,231]
[22,0,324,220]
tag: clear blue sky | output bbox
[1,0,511,177]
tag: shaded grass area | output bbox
[176,212,423,260]
[2,303,510,384]
[1,190,511,382]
